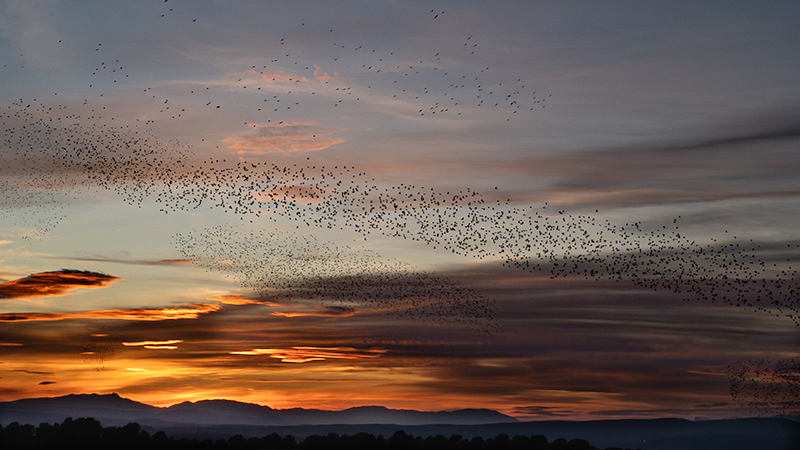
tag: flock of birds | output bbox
[80,336,115,372]
[173,226,497,332]
[0,2,797,410]
[0,3,547,137]
[727,357,800,416]
[2,96,798,328]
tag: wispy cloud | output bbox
[0,270,121,299]
[12,369,54,375]
[221,121,344,154]
[51,257,195,266]
[247,69,310,85]
[512,405,575,418]
[313,65,345,84]
[0,303,221,322]
[122,340,183,347]
[271,305,356,318]
[230,346,386,363]
[207,294,282,306]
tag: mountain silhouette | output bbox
[0,394,516,427]
[2,394,798,450]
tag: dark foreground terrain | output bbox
[2,417,800,450]
[1,395,798,450]
[1,418,632,450]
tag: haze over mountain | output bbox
[1,394,798,450]
[0,393,516,428]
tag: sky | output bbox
[0,0,799,421]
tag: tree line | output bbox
[0,418,639,450]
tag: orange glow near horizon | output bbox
[229,346,386,363]
[123,340,184,347]
[0,303,221,322]
[0,343,743,420]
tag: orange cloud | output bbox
[271,305,355,318]
[313,65,345,83]
[123,340,183,347]
[206,294,283,306]
[246,69,310,84]
[222,121,344,154]
[159,259,195,264]
[230,346,386,363]
[0,303,221,322]
[0,269,121,299]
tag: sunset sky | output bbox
[1,1,799,421]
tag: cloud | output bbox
[122,339,183,350]
[654,117,800,153]
[525,108,800,206]
[0,303,221,322]
[175,225,498,332]
[38,381,56,385]
[271,305,356,318]
[512,405,575,417]
[12,369,54,375]
[123,340,184,347]
[230,346,386,363]
[221,121,344,154]
[52,257,196,266]
[313,65,345,84]
[176,291,355,320]
[246,69,310,85]
[207,294,282,306]
[694,402,730,408]
[0,269,122,299]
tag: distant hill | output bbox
[0,393,516,427]
[1,394,798,450]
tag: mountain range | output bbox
[0,393,515,428]
[1,394,798,450]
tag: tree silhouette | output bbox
[0,418,649,450]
